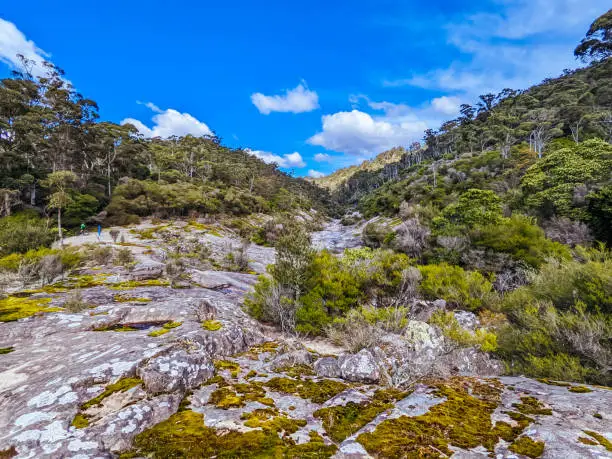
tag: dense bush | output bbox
[496,247,612,384]
[417,263,493,310]
[0,212,55,256]
[471,214,571,268]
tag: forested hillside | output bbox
[0,60,333,235]
[331,57,612,216]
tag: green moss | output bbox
[509,436,545,458]
[314,389,409,442]
[209,387,244,409]
[583,430,612,451]
[121,410,336,458]
[241,409,306,433]
[356,378,531,458]
[147,328,169,337]
[0,296,60,322]
[81,377,142,410]
[214,360,240,378]
[149,321,183,336]
[204,375,229,387]
[568,385,593,393]
[71,413,90,429]
[536,378,571,387]
[245,370,258,379]
[594,413,603,419]
[240,341,279,359]
[276,364,315,378]
[578,436,599,445]
[512,396,553,416]
[264,377,347,404]
[113,294,151,303]
[109,279,169,290]
[202,320,223,331]
[0,347,14,354]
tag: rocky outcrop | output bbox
[138,344,215,395]
[338,349,381,383]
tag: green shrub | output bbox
[418,263,494,310]
[0,212,55,256]
[429,310,498,352]
[471,214,571,268]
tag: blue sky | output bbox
[0,0,609,177]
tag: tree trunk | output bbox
[57,208,63,244]
[30,182,36,206]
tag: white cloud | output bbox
[314,153,332,162]
[121,103,213,138]
[246,149,306,168]
[308,109,427,156]
[251,83,319,114]
[308,170,325,178]
[0,18,50,77]
[431,96,461,116]
[384,0,610,97]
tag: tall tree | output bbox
[43,170,77,243]
[575,9,612,62]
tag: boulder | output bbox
[270,349,313,370]
[129,260,164,281]
[137,345,214,395]
[338,349,381,383]
[314,357,341,379]
[453,310,480,331]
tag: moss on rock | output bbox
[202,320,223,331]
[81,377,142,410]
[0,347,14,354]
[356,378,535,458]
[121,409,336,458]
[0,296,59,322]
[509,436,545,458]
[568,385,593,393]
[583,430,612,451]
[314,388,409,442]
[264,377,348,404]
[71,413,90,429]
[512,396,553,416]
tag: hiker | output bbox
[97,224,102,241]
[80,223,86,235]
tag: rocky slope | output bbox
[0,221,610,458]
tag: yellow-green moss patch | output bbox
[512,396,553,416]
[578,436,599,446]
[0,296,59,322]
[583,430,612,451]
[568,385,593,393]
[0,347,14,354]
[275,364,315,378]
[509,436,545,458]
[314,388,409,442]
[356,378,528,458]
[81,378,142,410]
[240,341,279,359]
[71,413,90,429]
[202,320,222,331]
[149,321,182,336]
[536,378,571,387]
[120,410,336,458]
[109,279,169,290]
[214,360,240,378]
[264,377,348,404]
